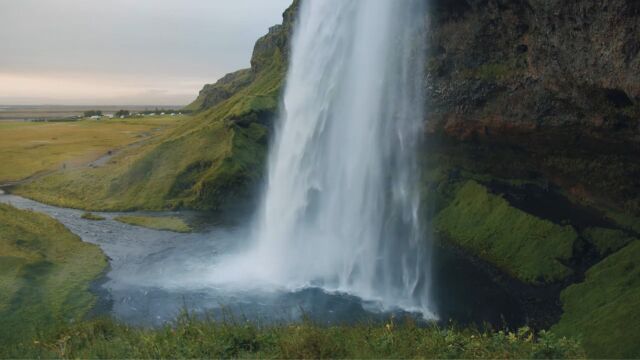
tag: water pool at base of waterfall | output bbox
[0,194,525,328]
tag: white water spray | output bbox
[216,0,433,318]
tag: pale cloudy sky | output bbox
[0,0,292,105]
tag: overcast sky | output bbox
[0,0,292,105]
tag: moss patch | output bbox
[434,180,577,284]
[582,227,636,257]
[115,215,191,233]
[552,241,640,358]
[0,203,107,347]
[81,212,105,221]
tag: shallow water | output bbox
[0,194,524,328]
[0,194,425,327]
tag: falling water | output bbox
[215,0,433,318]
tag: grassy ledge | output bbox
[434,180,577,284]
[114,215,192,233]
[582,227,636,257]
[552,240,640,358]
[81,212,105,221]
[0,203,107,350]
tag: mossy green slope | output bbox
[552,241,640,358]
[434,180,577,284]
[0,203,107,346]
[115,215,191,233]
[582,227,636,257]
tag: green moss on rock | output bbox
[582,227,636,257]
[115,215,191,233]
[434,180,577,284]
[552,241,640,358]
[81,212,105,221]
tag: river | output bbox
[0,193,525,328]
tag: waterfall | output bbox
[216,0,434,318]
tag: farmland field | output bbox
[0,116,184,183]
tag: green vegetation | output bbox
[3,316,583,359]
[81,212,105,221]
[434,180,577,284]
[460,58,524,82]
[0,117,181,183]
[0,203,107,349]
[582,227,636,257]
[115,215,191,233]
[552,241,640,358]
[185,69,254,112]
[83,110,102,117]
[114,109,130,117]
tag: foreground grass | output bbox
[0,117,182,184]
[552,240,640,358]
[2,315,584,359]
[115,215,192,233]
[0,203,107,347]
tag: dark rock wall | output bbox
[425,0,640,218]
[426,0,640,142]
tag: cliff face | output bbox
[423,2,640,356]
[425,0,640,221]
[185,1,298,113]
[426,0,639,140]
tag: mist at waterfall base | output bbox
[79,0,527,327]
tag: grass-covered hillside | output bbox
[552,241,640,359]
[13,3,297,212]
[0,203,107,349]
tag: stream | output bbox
[0,193,525,328]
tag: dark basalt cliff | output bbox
[427,0,639,137]
[421,2,639,357]
[425,0,640,223]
